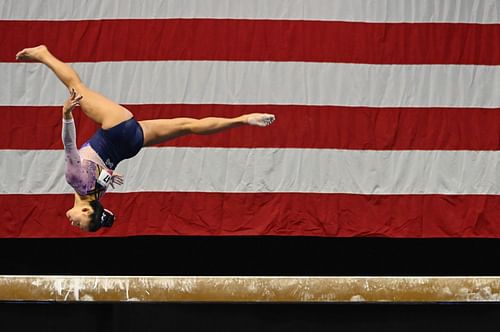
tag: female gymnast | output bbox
[16,45,275,233]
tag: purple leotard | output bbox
[62,117,140,198]
[62,118,106,198]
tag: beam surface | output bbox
[1,276,500,302]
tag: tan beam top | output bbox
[1,276,499,302]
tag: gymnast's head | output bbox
[66,200,115,232]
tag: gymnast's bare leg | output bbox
[16,45,275,146]
[139,113,275,146]
[16,45,132,129]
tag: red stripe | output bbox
[2,19,500,64]
[1,192,500,238]
[2,105,500,150]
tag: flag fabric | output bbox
[1,0,500,238]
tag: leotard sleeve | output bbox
[62,118,92,195]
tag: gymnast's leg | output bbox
[139,114,275,146]
[16,45,131,129]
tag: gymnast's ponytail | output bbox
[88,200,115,232]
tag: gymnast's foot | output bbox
[246,113,276,127]
[16,45,48,61]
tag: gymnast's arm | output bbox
[62,90,87,194]
[62,113,80,172]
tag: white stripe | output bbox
[2,61,500,108]
[1,0,499,23]
[1,148,499,195]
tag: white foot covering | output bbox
[247,114,275,127]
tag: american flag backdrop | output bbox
[1,0,500,238]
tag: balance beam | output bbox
[1,276,499,302]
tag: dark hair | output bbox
[88,200,115,232]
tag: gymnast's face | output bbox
[66,206,92,231]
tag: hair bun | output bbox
[100,209,115,228]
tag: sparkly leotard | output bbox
[62,118,112,199]
[62,117,143,199]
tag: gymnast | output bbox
[16,45,275,232]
